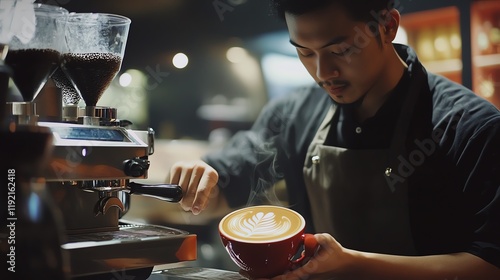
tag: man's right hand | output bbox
[168,160,219,215]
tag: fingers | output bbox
[314,233,335,246]
[181,164,207,213]
[169,163,182,185]
[169,160,218,215]
[194,166,219,212]
[273,234,341,280]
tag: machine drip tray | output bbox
[63,223,197,278]
[148,267,247,280]
[66,224,187,243]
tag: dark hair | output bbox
[269,0,396,23]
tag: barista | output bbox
[167,0,500,279]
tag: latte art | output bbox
[220,206,305,242]
[228,212,292,238]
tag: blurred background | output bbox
[8,0,500,273]
[22,0,499,141]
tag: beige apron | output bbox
[303,84,420,255]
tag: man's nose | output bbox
[316,54,340,83]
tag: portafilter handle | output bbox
[128,182,183,202]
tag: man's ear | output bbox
[383,9,401,43]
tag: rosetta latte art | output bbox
[227,211,292,238]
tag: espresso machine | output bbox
[2,4,199,280]
[37,107,197,279]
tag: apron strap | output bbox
[385,67,426,183]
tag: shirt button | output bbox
[355,127,362,134]
[312,155,320,164]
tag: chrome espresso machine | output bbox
[37,111,198,279]
[35,109,197,279]
[1,5,199,280]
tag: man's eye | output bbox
[331,47,352,56]
[297,50,313,57]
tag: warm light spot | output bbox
[434,36,449,53]
[479,79,494,98]
[477,32,489,51]
[172,53,189,69]
[226,47,249,63]
[450,33,461,50]
[119,72,132,87]
[418,40,435,61]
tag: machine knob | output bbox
[123,158,150,177]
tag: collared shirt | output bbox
[325,70,411,148]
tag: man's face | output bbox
[285,4,391,104]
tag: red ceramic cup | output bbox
[219,205,318,279]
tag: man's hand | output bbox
[260,233,350,280]
[168,160,219,215]
[246,234,351,280]
[259,233,500,280]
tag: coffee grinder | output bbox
[4,3,68,125]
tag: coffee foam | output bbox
[220,206,304,242]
